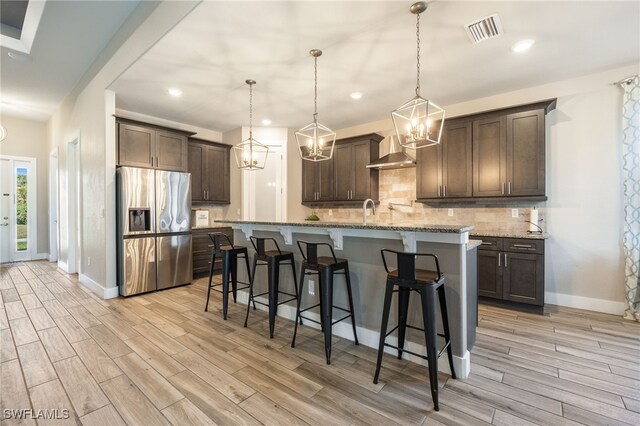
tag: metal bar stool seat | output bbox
[204,232,253,320]
[373,249,456,411]
[291,240,359,364]
[244,236,298,338]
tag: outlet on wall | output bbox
[328,209,333,216]
[87,256,91,266]
[512,208,519,218]
[308,279,315,296]
[448,208,454,217]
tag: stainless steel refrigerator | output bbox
[116,167,193,296]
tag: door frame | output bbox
[0,155,38,263]
[49,148,59,262]
[66,132,81,274]
[241,144,286,221]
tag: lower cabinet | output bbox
[192,227,233,278]
[477,237,544,308]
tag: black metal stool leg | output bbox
[343,264,359,345]
[320,266,334,364]
[244,256,259,327]
[222,252,232,320]
[244,252,255,309]
[230,254,238,303]
[374,279,394,384]
[438,284,456,379]
[290,259,299,323]
[205,252,216,312]
[422,285,440,411]
[397,287,410,359]
[268,259,280,338]
[291,266,306,347]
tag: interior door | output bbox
[0,159,11,263]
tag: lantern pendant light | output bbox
[296,49,336,162]
[392,1,445,150]
[233,80,269,170]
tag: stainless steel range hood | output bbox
[366,135,416,169]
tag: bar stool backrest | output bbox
[208,232,234,254]
[249,236,282,256]
[297,240,338,265]
[381,249,442,282]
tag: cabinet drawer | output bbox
[477,237,503,251]
[505,238,543,254]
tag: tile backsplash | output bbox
[312,168,546,234]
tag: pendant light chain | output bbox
[313,55,318,123]
[249,82,253,141]
[415,12,421,97]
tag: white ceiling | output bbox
[1,0,139,121]
[111,1,640,133]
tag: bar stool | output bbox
[244,236,299,338]
[291,240,359,364]
[373,249,456,412]
[204,232,253,320]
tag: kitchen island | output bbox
[216,220,478,378]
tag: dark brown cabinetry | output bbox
[477,236,544,308]
[117,120,190,171]
[417,100,555,203]
[188,139,230,205]
[417,121,473,199]
[301,133,382,205]
[192,227,233,278]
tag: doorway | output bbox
[242,146,285,221]
[49,149,59,262]
[0,156,37,263]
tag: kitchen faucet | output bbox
[363,198,376,225]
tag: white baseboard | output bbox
[236,291,470,378]
[58,261,69,273]
[545,291,625,316]
[32,253,49,260]
[48,254,58,262]
[79,273,119,300]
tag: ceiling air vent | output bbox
[464,13,503,44]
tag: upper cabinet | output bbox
[301,133,382,205]
[117,119,191,172]
[417,100,555,203]
[188,139,230,205]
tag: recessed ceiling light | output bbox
[511,39,535,53]
[167,88,183,97]
[261,119,272,126]
[350,92,363,100]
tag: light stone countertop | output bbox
[215,220,474,234]
[470,230,547,240]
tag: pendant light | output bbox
[233,80,269,170]
[296,49,336,162]
[392,2,445,150]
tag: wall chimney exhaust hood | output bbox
[366,135,416,169]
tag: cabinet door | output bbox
[333,144,353,200]
[352,141,373,200]
[318,158,334,201]
[503,252,544,306]
[188,144,205,202]
[478,250,502,299]
[416,144,441,199]
[506,110,545,196]
[473,117,506,197]
[442,121,472,198]
[118,123,154,168]
[302,160,319,202]
[205,145,230,203]
[156,131,187,171]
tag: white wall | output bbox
[0,115,49,255]
[334,64,637,314]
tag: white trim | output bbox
[79,273,119,300]
[235,291,470,378]
[49,148,59,263]
[0,0,46,54]
[545,292,625,316]
[32,253,48,260]
[57,261,69,273]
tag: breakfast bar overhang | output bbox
[217,220,479,379]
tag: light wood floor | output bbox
[1,261,639,426]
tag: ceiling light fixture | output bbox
[261,119,272,126]
[296,49,336,162]
[511,39,535,53]
[167,88,183,97]
[233,80,269,170]
[392,2,445,150]
[350,92,363,100]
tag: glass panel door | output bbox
[0,159,10,263]
[16,167,28,253]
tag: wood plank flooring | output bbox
[1,261,639,425]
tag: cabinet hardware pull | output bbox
[438,186,442,197]
[504,253,508,267]
[443,186,447,197]
[502,182,505,195]
[508,181,511,195]
[498,253,501,267]
[481,242,492,245]
[513,244,532,248]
